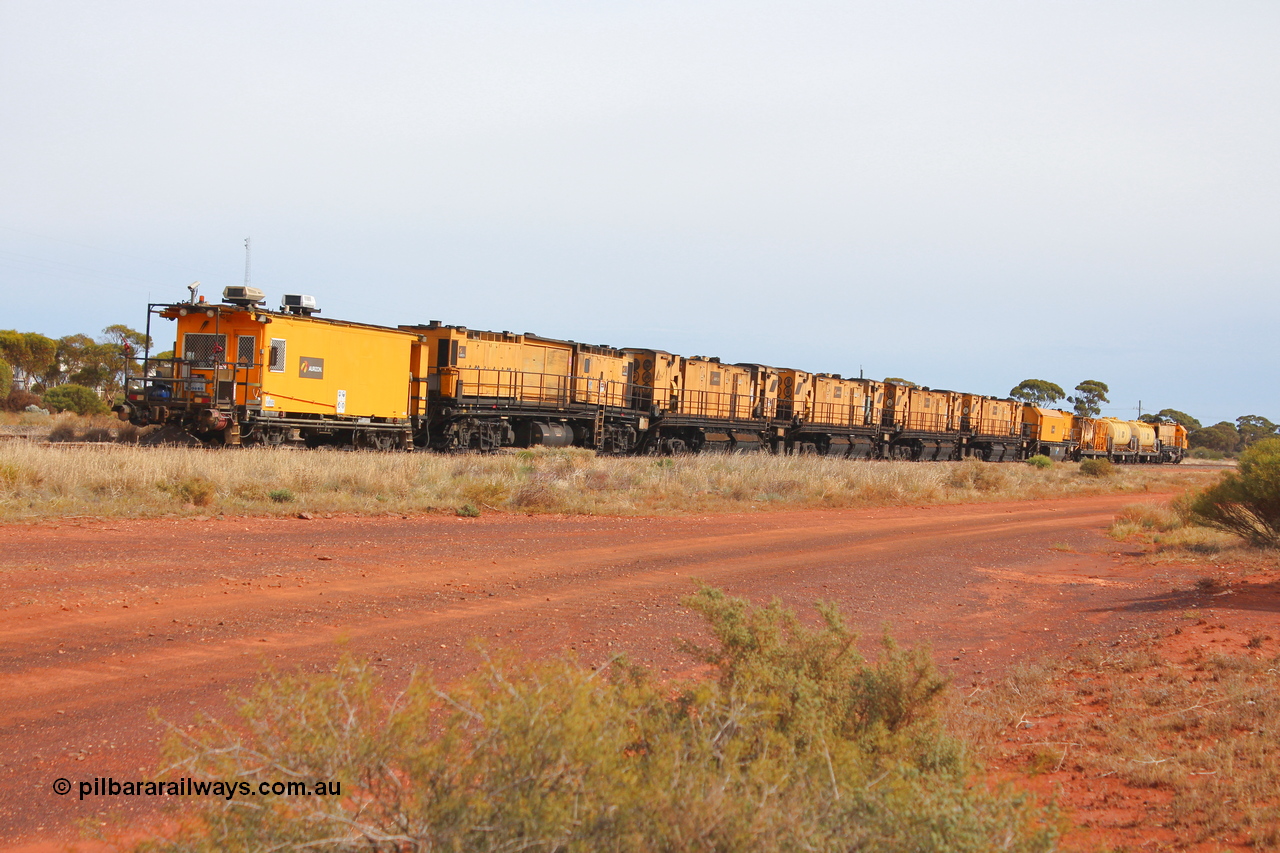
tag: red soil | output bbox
[0,493,1274,850]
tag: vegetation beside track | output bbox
[132,589,1057,853]
[0,441,1220,521]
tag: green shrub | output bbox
[1190,447,1226,460]
[136,590,1056,853]
[1079,458,1116,478]
[1190,437,1280,546]
[456,502,481,517]
[0,358,11,398]
[1025,454,1053,469]
[267,488,294,503]
[42,384,109,415]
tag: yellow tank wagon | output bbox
[118,287,415,448]
[1076,417,1137,461]
[1020,407,1076,461]
[1128,420,1159,462]
[403,321,636,451]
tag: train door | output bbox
[234,333,261,406]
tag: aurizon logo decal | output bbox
[298,357,325,379]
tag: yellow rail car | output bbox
[1153,421,1188,463]
[120,289,415,448]
[960,395,1022,461]
[1076,417,1136,461]
[1021,406,1076,461]
[1128,420,1159,462]
[117,285,1189,465]
[403,321,635,451]
[884,384,962,460]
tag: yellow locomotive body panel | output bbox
[736,364,781,420]
[679,358,753,420]
[167,305,414,420]
[1022,407,1075,444]
[889,385,959,433]
[626,349,681,414]
[776,369,814,422]
[1155,422,1189,451]
[810,374,876,429]
[405,324,630,411]
[961,395,1020,437]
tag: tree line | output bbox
[0,326,151,415]
[1008,378,1276,456]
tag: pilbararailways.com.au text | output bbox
[52,776,342,801]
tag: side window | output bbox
[269,338,286,372]
[583,357,592,374]
[710,371,721,386]
[237,336,256,365]
[184,333,226,367]
[834,387,843,399]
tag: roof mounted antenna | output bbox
[243,237,251,288]
[187,281,201,303]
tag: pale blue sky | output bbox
[2,1,1276,425]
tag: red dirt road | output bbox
[0,494,1249,848]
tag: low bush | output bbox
[47,421,78,442]
[138,591,1056,853]
[1079,458,1116,478]
[42,383,109,415]
[1190,437,1280,547]
[177,475,217,507]
[3,389,42,412]
[1025,454,1053,469]
[267,488,294,503]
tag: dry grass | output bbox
[1107,498,1255,560]
[954,631,1280,848]
[0,442,1219,521]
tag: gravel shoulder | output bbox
[1,493,1270,850]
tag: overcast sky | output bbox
[2,1,1276,425]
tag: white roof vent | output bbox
[222,285,266,306]
[281,294,319,316]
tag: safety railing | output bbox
[805,401,880,429]
[425,367,633,410]
[965,416,1021,436]
[124,356,258,408]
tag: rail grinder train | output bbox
[114,286,1187,464]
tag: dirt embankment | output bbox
[0,492,1273,851]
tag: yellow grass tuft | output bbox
[0,443,1220,521]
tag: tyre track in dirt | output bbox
[0,493,1204,849]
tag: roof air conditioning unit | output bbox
[281,294,319,316]
[222,285,266,306]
